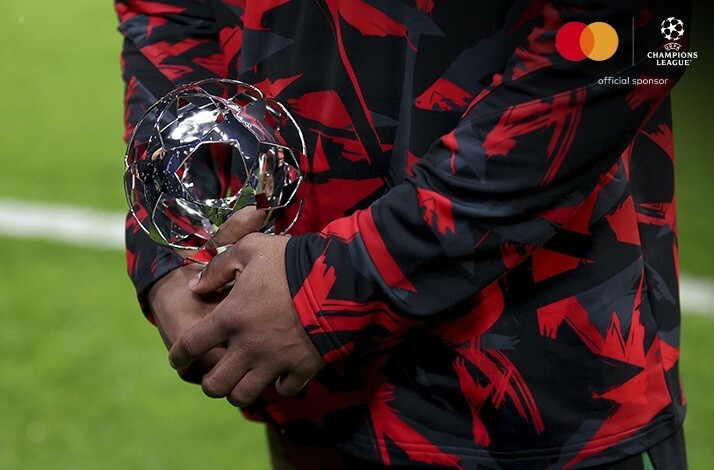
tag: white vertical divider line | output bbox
[632,16,635,67]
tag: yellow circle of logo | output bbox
[556,22,619,61]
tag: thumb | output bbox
[188,249,243,294]
[205,206,267,250]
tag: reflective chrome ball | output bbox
[124,79,304,258]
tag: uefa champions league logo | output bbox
[646,16,697,66]
[661,17,684,51]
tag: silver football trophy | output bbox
[124,79,305,260]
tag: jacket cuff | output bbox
[126,218,186,321]
[284,233,352,364]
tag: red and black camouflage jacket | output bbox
[117,0,690,467]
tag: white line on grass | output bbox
[679,276,714,319]
[0,198,712,316]
[0,199,124,250]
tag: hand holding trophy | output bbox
[125,80,323,402]
[123,79,305,261]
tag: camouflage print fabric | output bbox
[117,1,690,467]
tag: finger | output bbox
[169,314,225,370]
[274,373,312,397]
[188,249,242,294]
[200,347,250,398]
[206,206,266,250]
[227,370,275,408]
[200,345,228,369]
[178,346,227,384]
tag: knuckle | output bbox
[203,348,225,367]
[178,335,199,358]
[227,372,271,407]
[201,376,229,398]
[239,232,262,250]
[227,386,257,408]
[241,231,259,242]
[215,310,239,332]
[239,335,258,352]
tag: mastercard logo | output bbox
[556,22,619,61]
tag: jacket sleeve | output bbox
[284,0,690,363]
[116,0,229,318]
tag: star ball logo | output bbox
[556,22,619,61]
[661,17,684,51]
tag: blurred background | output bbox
[0,1,711,468]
